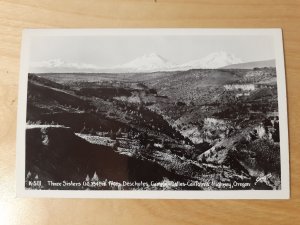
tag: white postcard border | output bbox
[16,28,290,199]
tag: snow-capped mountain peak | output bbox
[116,53,175,72]
[30,59,101,73]
[182,51,244,69]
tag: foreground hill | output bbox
[26,125,186,190]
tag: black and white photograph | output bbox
[16,29,289,199]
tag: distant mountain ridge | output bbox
[180,51,243,69]
[30,52,274,73]
[222,59,276,69]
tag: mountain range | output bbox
[30,51,275,73]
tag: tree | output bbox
[149,88,157,95]
[146,143,151,151]
[177,101,186,107]
[116,128,122,137]
[110,130,116,140]
[80,125,87,134]
[113,140,120,150]
[26,171,32,181]
[139,132,148,146]
[273,121,280,142]
[91,172,99,182]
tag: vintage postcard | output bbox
[16,29,289,199]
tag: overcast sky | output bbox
[29,34,275,66]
